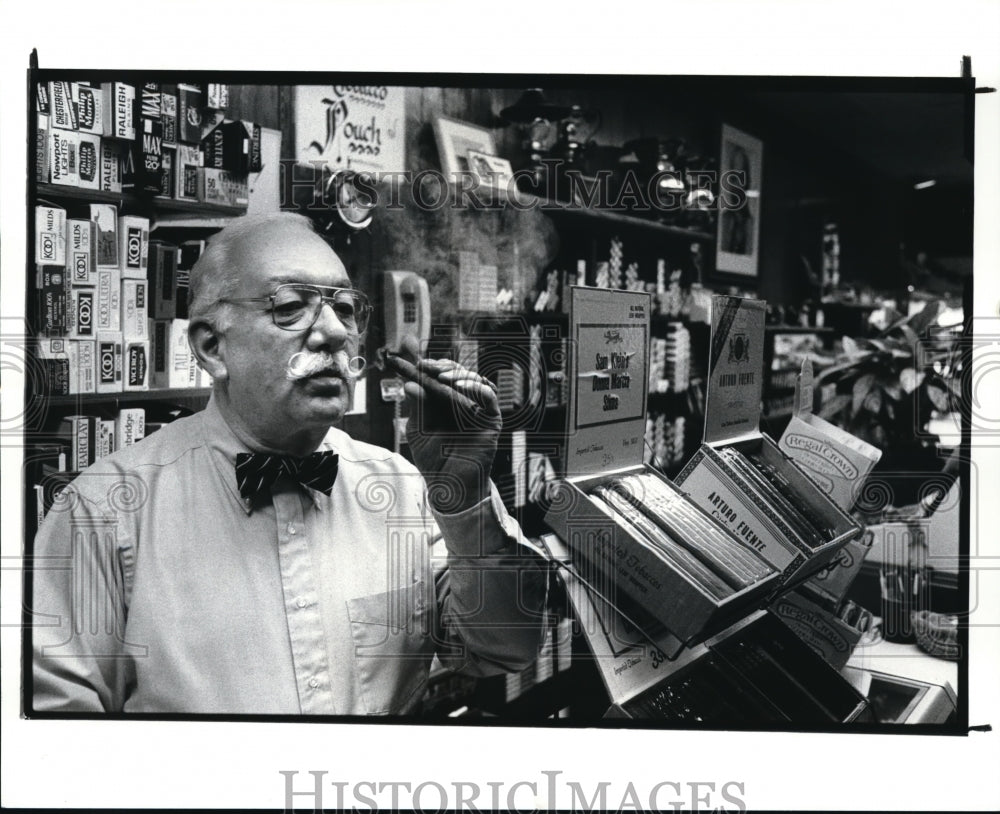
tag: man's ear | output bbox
[189,319,227,381]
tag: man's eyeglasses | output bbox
[221,284,372,333]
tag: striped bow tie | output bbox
[235,451,339,503]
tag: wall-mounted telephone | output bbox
[381,270,431,353]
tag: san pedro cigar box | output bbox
[545,287,780,645]
[675,296,862,589]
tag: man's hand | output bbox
[387,336,502,513]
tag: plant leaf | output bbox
[842,336,862,358]
[863,389,883,414]
[818,393,851,420]
[927,382,950,412]
[852,373,877,417]
[900,367,925,394]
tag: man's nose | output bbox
[307,300,350,347]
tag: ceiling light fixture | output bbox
[913,179,937,190]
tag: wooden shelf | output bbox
[533,196,714,241]
[41,388,212,408]
[36,184,247,217]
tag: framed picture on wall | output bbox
[432,115,498,178]
[716,124,763,278]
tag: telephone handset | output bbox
[381,270,431,354]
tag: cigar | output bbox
[383,350,490,413]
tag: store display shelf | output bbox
[41,388,213,408]
[36,184,247,217]
[537,197,714,241]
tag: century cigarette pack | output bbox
[545,287,780,645]
[67,219,96,286]
[123,338,150,391]
[76,132,101,190]
[37,338,96,395]
[121,278,148,341]
[118,215,149,279]
[675,296,862,588]
[35,205,66,266]
[201,120,256,174]
[101,82,135,140]
[75,84,104,135]
[67,288,96,340]
[89,203,118,269]
[96,330,123,393]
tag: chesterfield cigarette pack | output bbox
[121,279,148,341]
[37,266,69,336]
[115,407,145,448]
[67,288,97,340]
[544,287,779,646]
[48,128,80,186]
[118,215,149,279]
[675,296,862,589]
[174,144,202,201]
[101,82,134,140]
[177,83,203,143]
[95,267,121,332]
[99,138,122,193]
[123,338,150,392]
[76,132,101,190]
[96,330,123,393]
[89,203,118,269]
[36,205,66,266]
[152,319,192,388]
[160,88,178,147]
[75,84,104,135]
[67,219,96,286]
[49,81,78,130]
[37,338,96,395]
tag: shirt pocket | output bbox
[346,580,434,715]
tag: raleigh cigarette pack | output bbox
[99,138,123,193]
[118,215,149,279]
[36,205,66,266]
[67,219,97,286]
[675,296,862,588]
[96,330,123,393]
[101,82,135,140]
[545,287,779,645]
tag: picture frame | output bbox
[432,115,498,178]
[465,149,514,189]
[716,124,763,278]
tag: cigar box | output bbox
[675,296,862,589]
[771,588,866,671]
[545,287,780,645]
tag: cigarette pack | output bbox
[36,83,50,115]
[37,338,96,395]
[95,267,122,331]
[198,167,249,208]
[75,84,104,135]
[59,415,97,471]
[205,83,229,109]
[123,339,150,392]
[89,203,118,269]
[99,138,123,193]
[48,128,80,186]
[149,242,180,319]
[98,419,115,458]
[157,148,174,198]
[115,407,145,449]
[122,116,164,195]
[96,330,123,393]
[201,120,252,174]
[36,205,66,266]
[121,278,148,341]
[152,319,192,389]
[118,215,149,279]
[544,287,780,646]
[37,266,70,336]
[67,219,96,286]
[76,132,101,190]
[174,144,202,201]
[674,296,862,589]
[177,83,203,143]
[36,113,50,183]
[140,82,161,119]
[67,288,97,340]
[160,89,178,147]
[49,81,78,130]
[101,82,135,140]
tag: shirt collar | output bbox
[200,392,335,515]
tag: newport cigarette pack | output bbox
[95,266,121,331]
[49,81,78,130]
[121,278,148,341]
[89,204,118,269]
[48,128,80,186]
[160,88,178,147]
[118,215,149,279]
[75,84,104,135]
[67,287,96,340]
[96,330,123,393]
[149,242,180,319]
[177,83,203,143]
[123,338,150,391]
[37,338,96,395]
[544,287,779,645]
[99,138,122,193]
[198,167,249,207]
[174,144,202,201]
[101,82,135,140]
[36,205,66,266]
[115,407,145,448]
[37,266,70,336]
[152,318,192,388]
[76,133,101,190]
[675,296,862,589]
[67,219,97,286]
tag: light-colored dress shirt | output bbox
[31,395,547,715]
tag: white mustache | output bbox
[286,351,366,381]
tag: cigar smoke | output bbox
[286,350,367,380]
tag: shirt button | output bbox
[309,677,320,689]
[296,596,308,609]
[287,523,297,536]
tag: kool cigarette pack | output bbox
[37,338,96,395]
[36,205,66,266]
[75,84,104,135]
[95,267,121,332]
[101,82,135,140]
[67,288,97,340]
[674,296,862,589]
[121,279,148,341]
[123,338,150,392]
[96,330,123,393]
[89,203,118,269]
[118,215,149,279]
[67,219,96,286]
[76,133,101,190]
[544,287,780,645]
